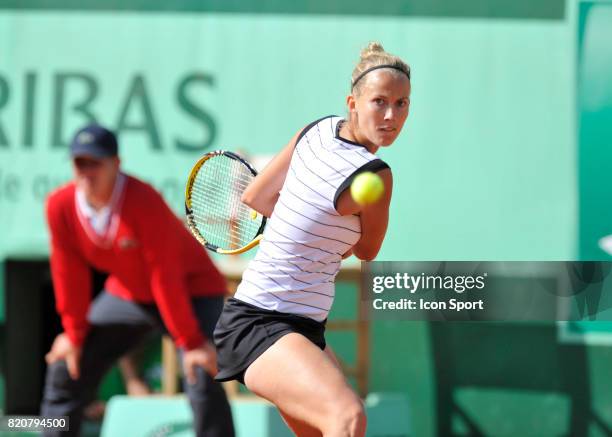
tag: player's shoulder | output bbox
[308,114,338,132]
[296,115,338,144]
[309,114,338,127]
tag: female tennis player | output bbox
[214,42,411,437]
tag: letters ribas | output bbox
[0,72,217,152]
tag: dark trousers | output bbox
[40,291,235,437]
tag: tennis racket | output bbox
[185,150,266,254]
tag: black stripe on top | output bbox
[254,250,336,277]
[271,212,354,250]
[241,278,330,312]
[262,239,340,270]
[284,184,341,218]
[288,165,337,207]
[303,135,350,180]
[251,259,334,296]
[328,117,372,164]
[333,159,390,210]
[277,197,360,234]
[316,124,362,169]
[330,137,372,164]
[334,117,370,148]
[236,292,270,309]
[293,146,337,191]
[266,221,346,256]
[295,115,336,147]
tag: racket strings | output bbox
[191,178,251,245]
[189,154,263,250]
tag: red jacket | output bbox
[46,175,226,350]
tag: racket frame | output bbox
[185,150,266,254]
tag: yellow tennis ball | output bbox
[250,210,258,220]
[350,172,384,206]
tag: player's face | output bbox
[73,155,120,202]
[349,71,411,150]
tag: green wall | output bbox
[578,1,612,259]
[0,4,576,262]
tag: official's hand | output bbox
[45,333,82,380]
[183,341,218,384]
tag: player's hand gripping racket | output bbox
[185,150,266,254]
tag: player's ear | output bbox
[347,93,356,115]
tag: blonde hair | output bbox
[351,42,410,95]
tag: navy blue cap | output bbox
[70,124,118,158]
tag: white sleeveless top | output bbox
[234,116,389,321]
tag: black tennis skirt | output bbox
[213,297,327,384]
